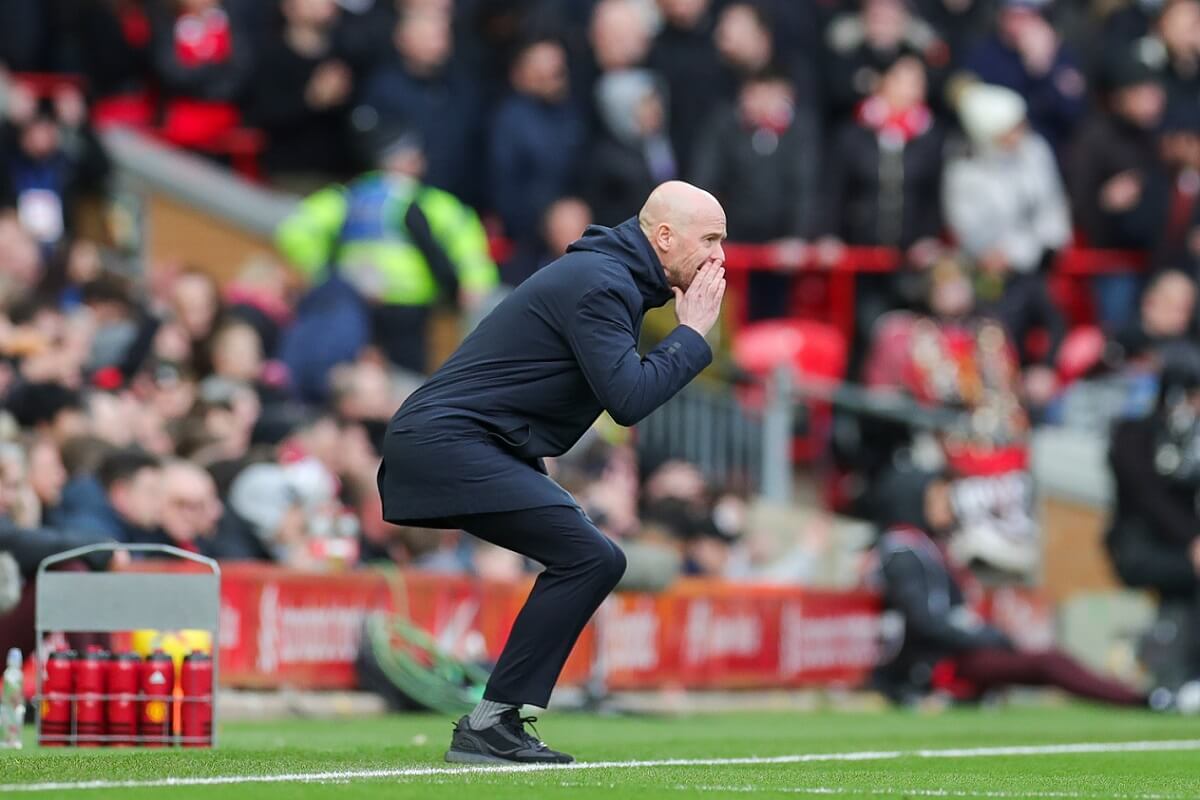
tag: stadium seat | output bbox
[731,319,848,462]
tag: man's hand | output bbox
[673,264,726,337]
[306,61,352,110]
[1190,537,1200,575]
[1100,170,1143,212]
[1014,15,1058,76]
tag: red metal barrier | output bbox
[487,238,1149,345]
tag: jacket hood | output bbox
[594,69,667,147]
[567,217,673,309]
[874,465,940,533]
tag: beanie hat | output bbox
[957,83,1026,146]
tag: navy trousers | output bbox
[444,504,626,708]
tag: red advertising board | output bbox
[117,564,1047,692]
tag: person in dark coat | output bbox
[647,0,725,176]
[378,181,727,764]
[52,448,163,545]
[822,54,946,368]
[243,0,353,185]
[359,7,483,202]
[489,36,586,245]
[823,0,950,121]
[1106,0,1200,136]
[690,69,820,320]
[1106,343,1200,685]
[1067,55,1169,331]
[873,465,1151,708]
[961,0,1087,151]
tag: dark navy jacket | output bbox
[378,217,712,523]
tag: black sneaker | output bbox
[444,710,574,764]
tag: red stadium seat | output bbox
[732,319,848,462]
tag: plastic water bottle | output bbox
[0,648,25,749]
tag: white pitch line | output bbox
[2,739,1199,793]
[671,783,1191,800]
[433,778,1194,800]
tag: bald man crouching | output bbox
[378,181,727,764]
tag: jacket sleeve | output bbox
[403,201,459,303]
[276,186,347,278]
[0,521,114,576]
[1030,136,1072,253]
[566,286,713,426]
[880,547,1012,653]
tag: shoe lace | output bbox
[502,712,548,750]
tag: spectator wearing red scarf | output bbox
[149,0,253,149]
[820,55,946,375]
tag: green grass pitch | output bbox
[1,705,1198,799]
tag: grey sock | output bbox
[467,698,518,730]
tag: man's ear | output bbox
[656,223,672,252]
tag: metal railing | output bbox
[637,366,978,504]
[635,378,766,495]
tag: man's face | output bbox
[658,0,708,27]
[592,0,650,71]
[662,211,727,291]
[20,119,59,161]
[88,392,137,447]
[162,468,220,544]
[112,467,164,530]
[864,0,908,50]
[1159,0,1200,55]
[284,0,337,27]
[1116,82,1165,129]
[739,80,794,127]
[396,12,452,73]
[715,4,770,68]
[516,43,569,103]
[543,198,592,255]
[878,57,926,109]
[28,440,66,507]
[1143,272,1197,337]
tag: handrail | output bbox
[488,238,1149,277]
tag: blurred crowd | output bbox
[3,0,1200,698]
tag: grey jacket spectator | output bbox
[583,70,678,226]
[943,84,1070,274]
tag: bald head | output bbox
[639,181,727,291]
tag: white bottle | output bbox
[0,647,25,749]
